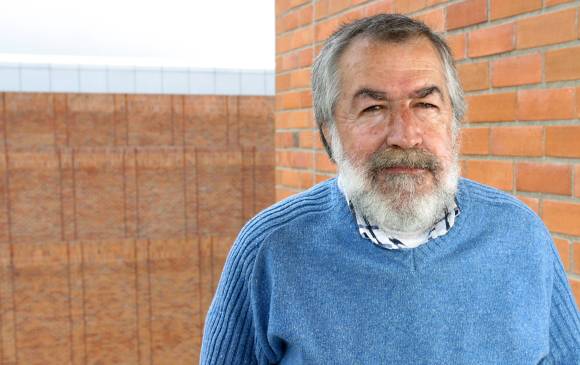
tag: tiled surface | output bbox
[0,91,275,364]
[0,63,274,95]
[3,237,230,364]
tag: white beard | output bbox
[331,128,460,233]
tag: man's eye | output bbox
[416,102,437,109]
[362,105,383,113]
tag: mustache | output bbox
[369,148,440,172]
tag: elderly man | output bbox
[201,14,580,364]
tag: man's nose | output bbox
[385,106,423,149]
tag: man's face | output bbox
[330,36,459,232]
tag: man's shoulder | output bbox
[234,178,338,249]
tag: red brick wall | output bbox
[275,0,580,303]
[0,92,274,364]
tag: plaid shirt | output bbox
[349,200,460,250]
[339,181,460,250]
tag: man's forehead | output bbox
[340,36,444,72]
[338,36,448,98]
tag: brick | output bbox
[278,5,313,33]
[575,165,580,197]
[543,200,580,236]
[67,94,116,147]
[545,46,580,81]
[468,23,514,58]
[5,93,55,148]
[279,52,298,72]
[553,238,570,271]
[446,33,466,60]
[315,17,341,43]
[517,9,578,49]
[314,0,329,19]
[275,110,313,129]
[276,90,311,110]
[75,155,127,240]
[275,186,298,201]
[577,88,580,118]
[277,0,310,16]
[447,0,487,30]
[297,48,314,68]
[298,130,315,148]
[545,0,575,6]
[315,0,366,20]
[574,242,580,274]
[516,195,539,214]
[277,169,314,189]
[276,73,291,91]
[334,8,366,33]
[10,155,62,243]
[457,61,489,91]
[572,279,580,309]
[315,173,333,184]
[459,127,489,155]
[364,0,394,16]
[426,0,447,6]
[197,153,244,234]
[277,27,314,54]
[491,0,541,20]
[490,126,543,157]
[128,95,175,146]
[314,9,365,42]
[276,150,314,169]
[184,95,228,148]
[394,0,427,14]
[546,126,580,158]
[289,68,311,89]
[279,48,314,72]
[414,8,445,33]
[302,90,313,108]
[491,54,542,87]
[277,10,297,34]
[466,92,517,122]
[276,131,296,148]
[277,33,292,55]
[517,88,575,121]
[461,160,513,190]
[516,162,571,195]
[315,151,336,173]
[312,130,324,149]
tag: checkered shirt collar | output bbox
[348,200,460,250]
[338,179,460,250]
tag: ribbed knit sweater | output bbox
[201,178,580,364]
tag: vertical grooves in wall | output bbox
[123,149,129,238]
[146,238,153,365]
[133,238,142,365]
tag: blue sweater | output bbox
[201,178,580,364]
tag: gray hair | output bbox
[312,14,465,160]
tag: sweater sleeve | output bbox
[546,247,580,364]
[200,235,266,365]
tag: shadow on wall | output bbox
[0,92,275,364]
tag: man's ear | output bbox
[318,123,335,163]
